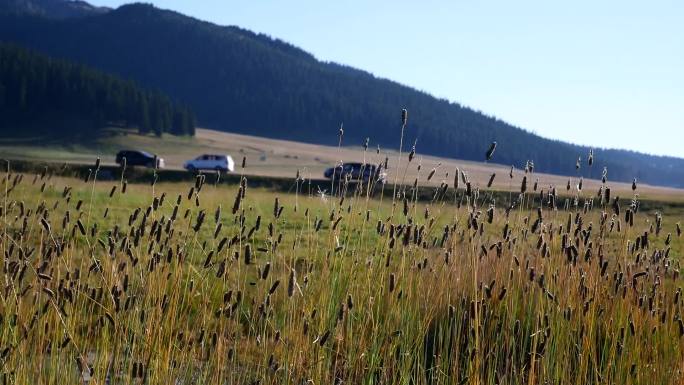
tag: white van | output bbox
[184,154,235,172]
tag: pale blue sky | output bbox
[90,0,684,158]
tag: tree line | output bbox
[0,42,195,138]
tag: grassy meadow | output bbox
[0,153,683,384]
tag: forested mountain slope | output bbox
[0,43,195,137]
[0,2,682,186]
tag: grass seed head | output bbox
[486,141,497,161]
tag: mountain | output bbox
[0,42,195,137]
[0,2,683,187]
[0,0,109,19]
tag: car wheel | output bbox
[187,165,197,173]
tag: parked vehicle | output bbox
[184,154,235,172]
[115,150,164,168]
[324,162,386,183]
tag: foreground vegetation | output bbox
[0,146,683,384]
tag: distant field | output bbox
[1,128,682,202]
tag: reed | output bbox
[0,113,682,385]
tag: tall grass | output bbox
[0,121,683,384]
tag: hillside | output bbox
[0,2,683,187]
[0,43,195,137]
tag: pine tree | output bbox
[138,96,151,134]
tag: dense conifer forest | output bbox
[0,43,195,138]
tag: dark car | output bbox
[324,163,386,183]
[115,150,165,168]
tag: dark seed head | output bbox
[486,142,497,161]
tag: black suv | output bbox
[324,163,386,183]
[115,150,165,168]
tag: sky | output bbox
[89,0,684,158]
